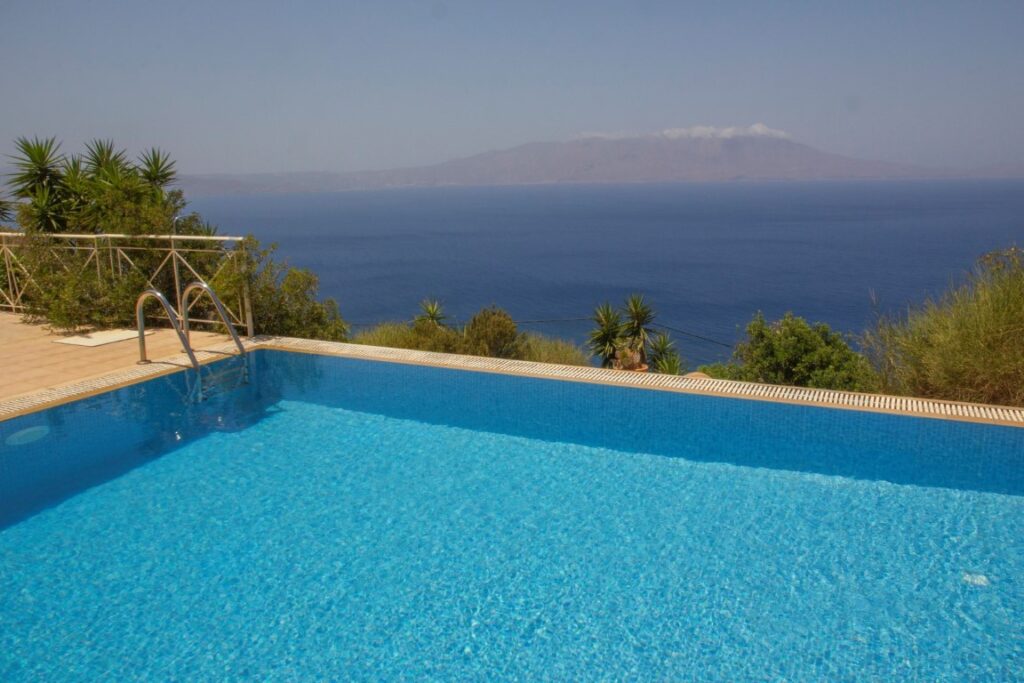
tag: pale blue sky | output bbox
[1,0,1022,173]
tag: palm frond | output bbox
[7,136,65,198]
[137,147,177,188]
[415,298,447,325]
[84,139,130,178]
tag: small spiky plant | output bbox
[416,298,447,326]
[588,302,622,367]
[622,293,655,364]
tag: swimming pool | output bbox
[2,349,1022,680]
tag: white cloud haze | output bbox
[579,123,790,141]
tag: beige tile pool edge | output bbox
[2,335,1023,428]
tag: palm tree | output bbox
[0,196,12,223]
[8,136,65,199]
[621,293,655,364]
[589,302,622,367]
[416,298,447,326]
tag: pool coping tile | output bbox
[1,335,1023,428]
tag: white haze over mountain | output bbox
[579,123,790,141]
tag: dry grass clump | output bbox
[863,247,1024,407]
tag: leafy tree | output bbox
[588,302,622,367]
[463,306,523,358]
[213,237,348,341]
[862,247,1024,406]
[701,312,879,391]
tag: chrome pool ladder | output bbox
[136,289,200,369]
[136,281,249,401]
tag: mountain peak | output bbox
[180,129,963,196]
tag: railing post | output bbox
[170,236,183,320]
[243,282,255,337]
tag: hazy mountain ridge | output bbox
[179,133,1019,196]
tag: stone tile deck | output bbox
[0,312,227,403]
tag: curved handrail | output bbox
[136,289,200,370]
[180,281,247,357]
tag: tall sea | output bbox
[191,180,1024,366]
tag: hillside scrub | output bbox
[352,303,590,366]
[862,247,1024,407]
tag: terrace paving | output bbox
[0,312,226,403]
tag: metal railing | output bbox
[0,231,254,337]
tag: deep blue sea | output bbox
[192,181,1024,365]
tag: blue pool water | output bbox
[1,351,1022,680]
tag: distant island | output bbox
[179,124,1024,196]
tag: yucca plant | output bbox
[8,136,65,199]
[415,298,447,326]
[589,302,623,367]
[654,352,684,375]
[648,331,685,374]
[25,186,65,233]
[83,139,130,178]
[622,293,655,364]
[137,148,177,192]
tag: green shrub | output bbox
[351,322,421,348]
[701,312,879,392]
[463,306,523,359]
[520,333,590,365]
[352,319,463,353]
[353,305,589,366]
[212,237,347,341]
[862,247,1024,406]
